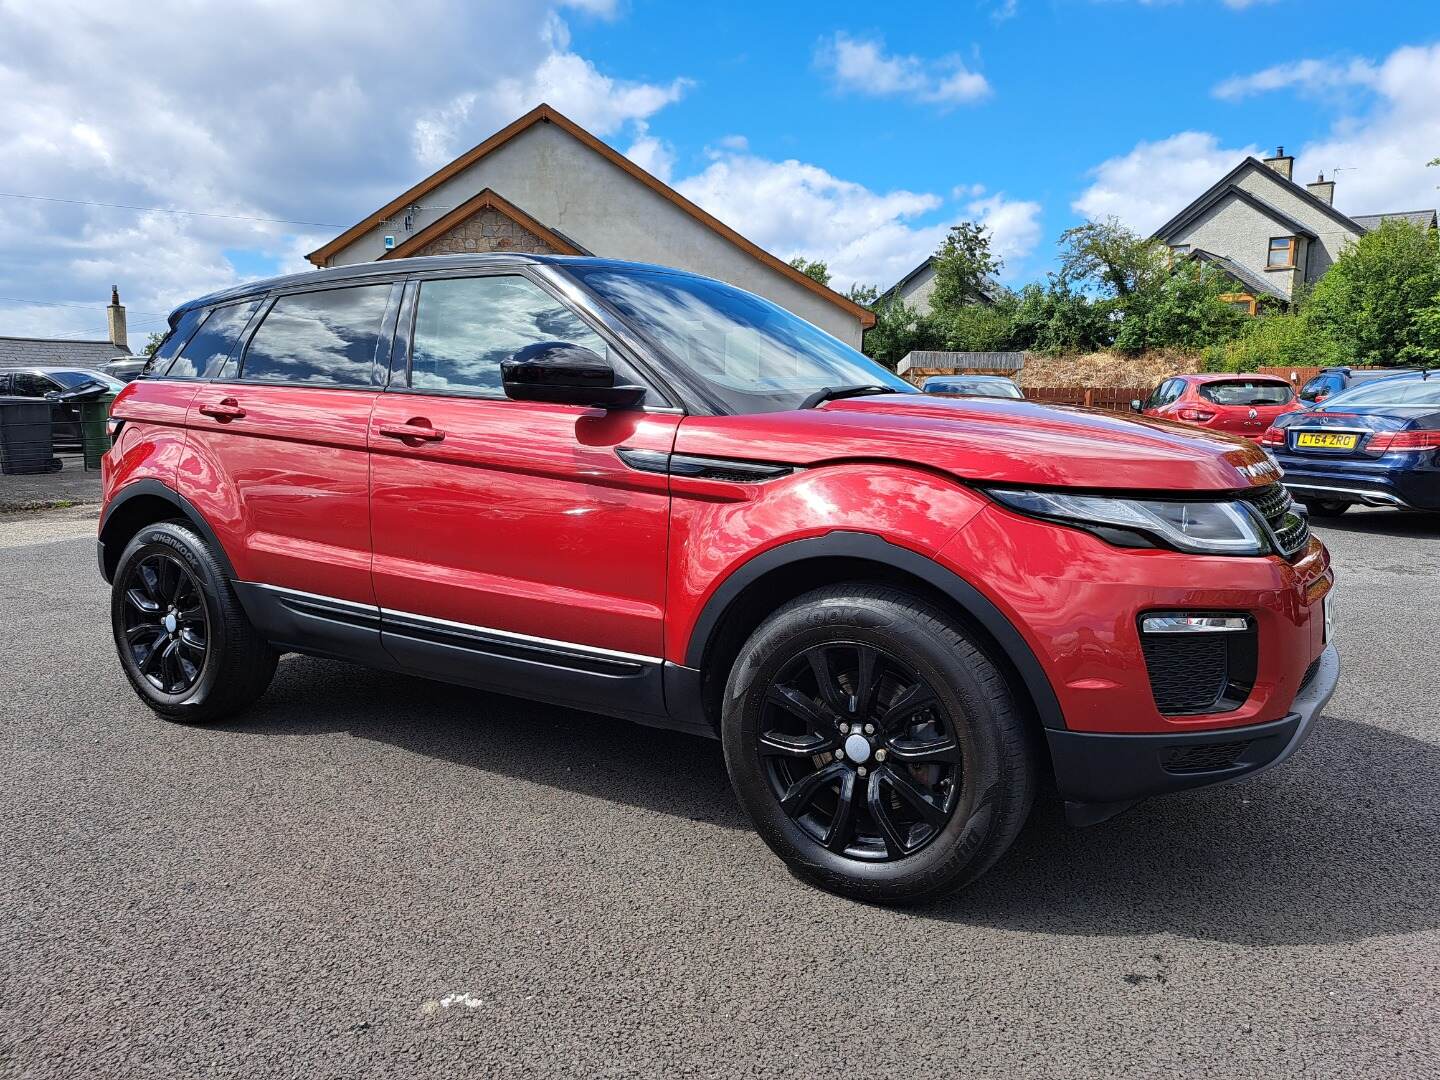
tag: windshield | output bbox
[1198,380,1293,406]
[47,369,123,391]
[1320,376,1440,408]
[927,378,1022,399]
[570,267,914,413]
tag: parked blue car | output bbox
[1262,371,1440,515]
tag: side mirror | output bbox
[501,341,645,409]
[1130,399,1143,413]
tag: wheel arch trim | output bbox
[681,530,1067,731]
[98,479,238,584]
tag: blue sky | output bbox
[1,0,1437,340]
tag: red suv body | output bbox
[98,255,1338,902]
[1137,373,1299,440]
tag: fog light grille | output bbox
[1162,740,1252,774]
[1139,612,1257,715]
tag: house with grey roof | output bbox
[1152,146,1437,314]
[878,256,1001,313]
[0,287,132,370]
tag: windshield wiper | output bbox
[798,384,896,410]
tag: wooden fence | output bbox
[1021,386,1148,413]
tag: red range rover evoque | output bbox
[99,254,1338,903]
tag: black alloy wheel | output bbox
[759,641,965,861]
[120,552,209,695]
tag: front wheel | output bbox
[721,585,1036,904]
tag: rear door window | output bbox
[169,301,261,379]
[11,372,57,397]
[1198,380,1293,406]
[241,285,391,387]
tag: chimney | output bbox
[1307,172,1335,206]
[106,285,128,352]
[1263,145,1294,181]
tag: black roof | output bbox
[171,253,712,324]
[1151,157,1362,242]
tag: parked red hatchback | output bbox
[99,255,1338,903]
[1135,374,1299,440]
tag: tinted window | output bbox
[1321,377,1440,408]
[168,301,260,378]
[47,370,121,391]
[148,307,207,376]
[1298,376,1327,403]
[410,276,610,396]
[241,285,390,386]
[573,267,913,414]
[925,377,1021,398]
[1198,380,1293,406]
[10,372,56,397]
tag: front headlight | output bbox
[988,488,1269,555]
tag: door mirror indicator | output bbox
[500,341,645,409]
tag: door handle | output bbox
[198,398,245,421]
[378,420,445,443]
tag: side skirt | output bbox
[233,583,703,734]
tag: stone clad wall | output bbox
[412,208,558,256]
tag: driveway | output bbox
[2,506,1437,1079]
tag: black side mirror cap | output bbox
[501,341,645,409]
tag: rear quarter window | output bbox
[168,300,261,379]
[146,306,208,376]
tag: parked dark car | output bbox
[1261,371,1440,514]
[103,356,151,382]
[1297,366,1416,406]
[98,253,1336,903]
[0,367,124,447]
[920,374,1023,399]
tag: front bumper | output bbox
[1047,642,1339,825]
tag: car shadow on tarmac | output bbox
[228,654,1440,948]
[1310,508,1440,537]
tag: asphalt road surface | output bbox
[2,506,1438,1079]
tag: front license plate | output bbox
[1296,431,1359,450]
[1324,591,1335,644]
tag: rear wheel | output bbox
[721,585,1035,904]
[1301,498,1351,518]
[111,521,277,723]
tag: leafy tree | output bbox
[1006,281,1113,354]
[845,282,879,307]
[788,256,831,287]
[1206,312,1342,372]
[142,331,165,356]
[930,222,1001,310]
[1114,260,1247,354]
[1304,219,1440,365]
[1056,217,1167,299]
[859,296,943,371]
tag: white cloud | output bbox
[1073,131,1263,234]
[991,0,1020,22]
[816,33,991,107]
[675,150,950,291]
[965,190,1044,269]
[1213,57,1377,101]
[0,2,689,337]
[624,122,676,182]
[1076,42,1440,239]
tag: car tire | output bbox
[1301,498,1350,518]
[111,520,277,723]
[721,585,1036,904]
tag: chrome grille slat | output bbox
[1241,482,1310,559]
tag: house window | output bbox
[1219,292,1258,316]
[1170,244,1190,256]
[1267,236,1296,269]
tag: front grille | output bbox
[1241,482,1310,559]
[1141,634,1230,713]
[1162,740,1252,774]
